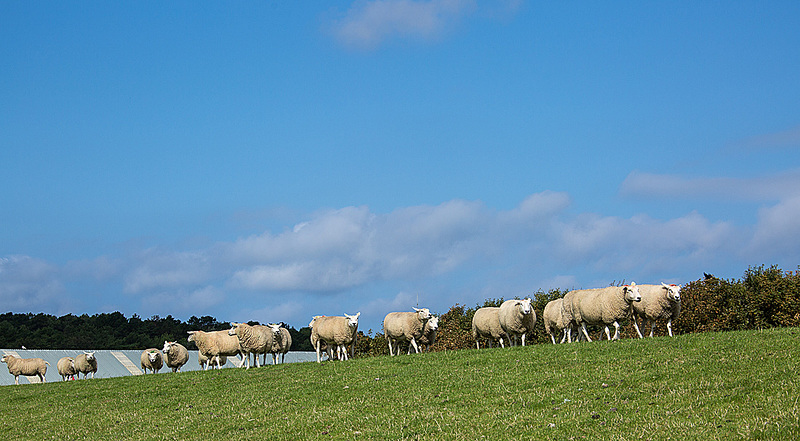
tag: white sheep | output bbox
[228,322,274,369]
[74,352,98,379]
[543,298,569,344]
[1,354,49,385]
[568,282,642,342]
[309,313,360,363]
[414,315,439,353]
[383,308,432,356]
[499,298,536,346]
[56,356,77,381]
[162,341,190,372]
[187,330,246,370]
[268,323,292,364]
[471,307,508,349]
[632,283,682,338]
[140,349,164,374]
[198,352,227,370]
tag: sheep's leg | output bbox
[475,340,480,350]
[550,332,556,344]
[410,337,420,354]
[650,322,656,338]
[499,337,505,349]
[580,323,593,342]
[667,319,673,337]
[611,321,620,340]
[315,341,322,363]
[387,338,395,357]
[560,328,568,344]
[15,376,19,385]
[604,326,611,340]
[633,316,644,339]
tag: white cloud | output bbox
[731,124,800,151]
[329,0,477,50]
[620,169,800,201]
[750,195,800,259]
[0,255,64,310]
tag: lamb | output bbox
[228,322,274,369]
[268,323,292,364]
[309,313,360,363]
[162,341,189,372]
[188,330,246,370]
[632,283,682,338]
[57,356,77,381]
[198,352,227,370]
[499,298,536,346]
[74,352,98,379]
[543,298,569,344]
[1,354,49,385]
[382,308,432,356]
[414,315,439,353]
[568,282,642,342]
[471,307,508,349]
[140,349,164,374]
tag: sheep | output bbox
[382,308,432,356]
[74,352,98,379]
[414,315,439,353]
[632,283,682,338]
[268,323,292,364]
[57,356,77,381]
[568,282,642,342]
[198,352,227,370]
[227,322,275,369]
[543,298,569,344]
[309,313,360,363]
[187,330,246,370]
[499,298,536,346]
[1,354,49,385]
[471,307,508,349]
[140,349,164,374]
[162,341,190,373]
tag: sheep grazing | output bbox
[632,283,682,338]
[188,330,246,370]
[228,322,274,369]
[415,315,439,353]
[1,354,49,385]
[543,298,569,344]
[198,352,227,370]
[471,307,508,349]
[162,341,189,373]
[568,282,642,342]
[499,298,536,347]
[57,356,77,381]
[140,349,164,374]
[74,352,98,379]
[309,313,360,363]
[268,323,292,364]
[382,308,432,356]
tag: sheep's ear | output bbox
[354,312,361,318]
[187,331,196,335]
[413,307,421,312]
[661,282,669,288]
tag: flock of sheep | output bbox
[2,282,681,384]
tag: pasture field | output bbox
[1,327,798,440]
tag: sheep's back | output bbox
[472,307,504,338]
[383,312,424,340]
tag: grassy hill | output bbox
[2,327,798,440]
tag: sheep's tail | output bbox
[45,361,51,365]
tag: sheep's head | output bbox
[309,316,324,328]
[227,323,241,336]
[427,316,439,331]
[345,312,360,328]
[147,351,160,363]
[413,307,432,321]
[0,354,10,364]
[268,323,282,338]
[662,283,681,302]
[624,282,642,302]
[84,352,96,361]
[162,341,173,353]
[517,298,533,315]
[187,331,197,342]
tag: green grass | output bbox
[2,328,799,440]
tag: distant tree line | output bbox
[3,265,798,354]
[0,312,315,351]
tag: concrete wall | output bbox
[1,349,317,386]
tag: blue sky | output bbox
[2,1,800,332]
